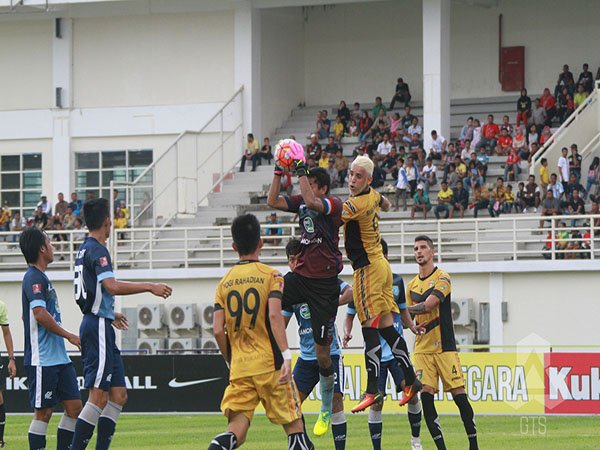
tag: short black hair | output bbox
[307,168,331,195]
[231,214,261,256]
[84,198,110,231]
[381,238,388,258]
[414,235,434,249]
[285,238,301,258]
[19,227,47,264]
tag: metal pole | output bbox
[220,111,224,179]
[512,218,517,260]
[219,227,224,268]
[184,228,189,269]
[400,221,405,264]
[475,219,479,263]
[436,220,442,263]
[551,218,556,260]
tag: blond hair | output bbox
[351,155,374,176]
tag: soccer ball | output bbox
[274,139,305,171]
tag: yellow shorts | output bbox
[221,370,302,425]
[352,258,399,324]
[414,351,464,393]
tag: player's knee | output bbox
[316,353,332,370]
[109,388,128,406]
[34,407,53,423]
[332,393,344,413]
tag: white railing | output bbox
[531,81,600,176]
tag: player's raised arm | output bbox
[379,193,391,212]
[267,140,293,211]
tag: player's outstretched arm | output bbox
[1,325,16,377]
[400,308,423,335]
[32,307,81,350]
[102,278,172,299]
[297,175,326,213]
[267,297,292,384]
[407,294,440,315]
[213,308,229,366]
[379,194,391,212]
[267,169,289,211]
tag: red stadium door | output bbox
[500,46,525,92]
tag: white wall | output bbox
[0,20,53,110]
[260,7,305,138]
[72,11,235,108]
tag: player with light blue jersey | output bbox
[19,227,82,450]
[343,239,422,450]
[70,198,172,450]
[282,239,352,450]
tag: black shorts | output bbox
[282,272,340,346]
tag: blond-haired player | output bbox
[210,214,310,450]
[407,235,478,450]
[341,155,422,413]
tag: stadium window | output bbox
[0,153,42,218]
[75,149,153,205]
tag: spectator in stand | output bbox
[389,77,411,109]
[504,147,521,181]
[464,166,483,193]
[382,147,399,180]
[523,175,541,212]
[333,116,345,142]
[408,133,424,168]
[513,127,527,158]
[428,130,447,160]
[372,96,386,118]
[326,158,338,188]
[371,163,385,188]
[33,206,48,229]
[325,135,341,156]
[503,184,515,213]
[358,111,372,142]
[315,110,327,139]
[476,147,489,179]
[554,64,575,98]
[516,89,532,128]
[558,147,570,190]
[539,126,552,146]
[585,157,599,199]
[240,133,259,172]
[10,210,26,242]
[515,182,526,213]
[419,157,437,192]
[540,157,550,192]
[306,134,322,166]
[488,177,507,217]
[578,63,594,93]
[530,142,540,162]
[574,83,588,109]
[113,209,128,241]
[118,200,130,222]
[445,163,458,189]
[337,100,350,126]
[527,123,539,149]
[471,183,489,218]
[567,189,586,226]
[375,133,392,163]
[401,106,416,134]
[37,195,52,216]
[350,102,362,123]
[321,110,331,136]
[563,173,586,206]
[539,189,561,228]
[569,144,582,181]
[471,118,482,150]
[455,155,468,180]
[531,99,546,135]
[63,206,76,230]
[347,119,358,137]
[405,156,418,196]
[450,180,469,218]
[556,87,570,123]
[500,115,513,135]
[72,217,86,246]
[496,128,513,156]
[263,212,283,249]
[404,117,422,144]
[388,112,402,144]
[411,184,431,219]
[540,88,557,126]
[477,114,500,153]
[394,158,408,211]
[69,192,82,216]
[548,173,565,200]
[258,137,273,166]
[434,181,453,219]
[54,192,69,223]
[461,139,473,161]
[334,149,349,187]
[112,189,121,214]
[318,151,330,169]
[459,117,474,146]
[589,201,600,227]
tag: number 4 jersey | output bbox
[214,260,285,381]
[74,237,116,320]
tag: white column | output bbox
[422,0,450,143]
[234,0,261,138]
[52,18,72,200]
[488,273,504,352]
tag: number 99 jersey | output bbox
[214,260,285,381]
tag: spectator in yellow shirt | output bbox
[333,116,345,142]
[503,184,516,213]
[539,157,549,192]
[434,181,454,219]
[114,209,128,241]
[318,152,330,169]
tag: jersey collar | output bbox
[236,259,259,265]
[418,266,438,281]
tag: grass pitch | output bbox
[6,413,599,449]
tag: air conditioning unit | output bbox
[200,336,218,352]
[198,303,215,331]
[168,338,198,354]
[137,338,165,355]
[451,298,473,326]
[455,332,474,352]
[137,304,166,330]
[168,304,197,330]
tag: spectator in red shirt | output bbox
[476,114,500,154]
[539,126,552,146]
[496,128,513,156]
[540,88,557,126]
[503,147,521,181]
[358,111,372,143]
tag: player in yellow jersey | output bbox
[341,155,422,414]
[209,214,310,450]
[406,235,478,450]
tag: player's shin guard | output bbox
[95,401,123,450]
[378,326,416,385]
[318,365,335,414]
[367,409,382,450]
[453,393,478,450]
[288,432,311,450]
[421,392,446,450]
[362,327,382,394]
[208,432,238,450]
[407,400,422,438]
[71,401,103,450]
[57,414,77,450]
[0,402,5,443]
[28,419,48,450]
[331,411,347,450]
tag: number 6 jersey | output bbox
[214,260,284,381]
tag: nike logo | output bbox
[168,377,221,388]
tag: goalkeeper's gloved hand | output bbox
[293,160,308,178]
[274,162,285,177]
